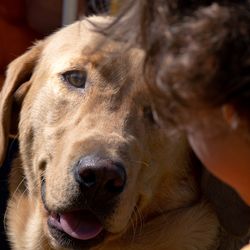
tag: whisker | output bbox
[4,176,26,231]
[130,160,151,168]
[135,205,144,235]
[12,176,26,200]
[129,209,137,243]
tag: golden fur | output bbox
[0,16,248,250]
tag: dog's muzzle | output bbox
[43,154,127,247]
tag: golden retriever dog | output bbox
[0,16,249,250]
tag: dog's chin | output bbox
[47,210,107,249]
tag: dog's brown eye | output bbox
[62,70,87,88]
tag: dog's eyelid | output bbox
[61,70,87,89]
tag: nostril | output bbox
[105,178,125,194]
[79,169,96,188]
[105,165,126,194]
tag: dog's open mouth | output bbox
[48,210,106,248]
[49,210,103,240]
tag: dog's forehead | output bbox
[37,17,144,88]
[41,20,105,71]
[34,16,145,98]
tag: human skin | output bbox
[242,244,250,250]
[186,106,250,205]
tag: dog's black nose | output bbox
[74,155,126,200]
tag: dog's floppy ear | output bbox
[0,41,44,166]
[202,170,250,237]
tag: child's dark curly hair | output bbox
[111,1,250,129]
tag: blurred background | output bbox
[0,1,110,249]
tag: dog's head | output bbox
[1,15,250,250]
[0,16,196,249]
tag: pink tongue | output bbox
[60,211,103,240]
